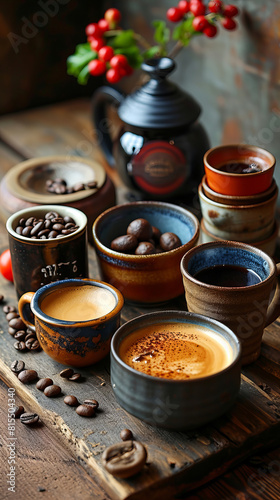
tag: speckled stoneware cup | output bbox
[181,241,280,365]
[92,201,199,305]
[111,310,241,430]
[18,279,124,367]
[6,205,88,299]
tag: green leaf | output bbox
[109,30,135,49]
[172,16,200,45]
[142,45,161,59]
[67,43,97,84]
[114,46,143,68]
[153,20,170,45]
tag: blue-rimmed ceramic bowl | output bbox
[18,278,124,367]
[111,310,241,430]
[92,201,200,305]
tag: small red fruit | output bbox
[223,4,239,17]
[85,23,101,38]
[193,15,209,31]
[177,1,190,13]
[203,23,218,37]
[98,45,114,62]
[208,0,223,13]
[98,18,110,33]
[221,17,237,30]
[0,249,13,283]
[110,54,129,70]
[167,7,184,22]
[88,59,107,76]
[104,8,121,28]
[190,1,206,16]
[106,68,122,84]
[90,38,105,52]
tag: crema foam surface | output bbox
[120,322,233,380]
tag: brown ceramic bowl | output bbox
[0,155,116,242]
[202,175,278,206]
[204,144,276,196]
[92,201,200,305]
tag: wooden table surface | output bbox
[0,99,280,500]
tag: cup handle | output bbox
[18,292,36,332]
[265,263,280,327]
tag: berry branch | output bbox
[67,1,239,85]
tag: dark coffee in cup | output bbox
[194,265,261,287]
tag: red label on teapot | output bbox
[127,141,187,195]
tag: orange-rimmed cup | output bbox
[204,144,276,196]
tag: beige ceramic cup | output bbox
[180,241,280,365]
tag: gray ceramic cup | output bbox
[111,310,241,430]
[180,241,280,365]
[6,205,88,298]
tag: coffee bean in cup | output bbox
[14,211,80,239]
[110,218,181,255]
[45,178,98,195]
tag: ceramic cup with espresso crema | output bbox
[119,322,234,380]
[18,279,124,367]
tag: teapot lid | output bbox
[118,57,201,129]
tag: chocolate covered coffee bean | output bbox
[160,232,182,251]
[127,218,153,241]
[111,235,138,253]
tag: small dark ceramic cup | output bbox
[181,241,280,365]
[18,278,124,367]
[6,205,88,299]
[111,310,241,430]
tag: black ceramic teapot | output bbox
[92,57,209,201]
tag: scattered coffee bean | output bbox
[14,341,26,351]
[127,218,153,241]
[18,369,38,384]
[135,242,156,255]
[59,368,74,378]
[9,327,18,336]
[10,360,25,374]
[14,405,25,418]
[102,440,147,478]
[20,412,40,425]
[76,404,95,417]
[3,305,17,314]
[26,338,41,351]
[44,385,61,397]
[64,395,79,407]
[68,373,82,382]
[83,399,99,410]
[14,211,80,240]
[120,429,133,441]
[25,332,36,341]
[36,378,53,391]
[9,317,25,331]
[159,232,182,251]
[111,234,138,253]
[14,330,27,341]
[6,312,19,321]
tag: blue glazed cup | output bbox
[111,310,241,430]
[18,278,124,367]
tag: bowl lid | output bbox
[4,156,106,204]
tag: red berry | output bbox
[98,18,110,33]
[110,54,129,70]
[178,0,190,13]
[105,8,121,28]
[167,7,184,22]
[221,17,237,30]
[208,0,223,13]
[88,59,106,76]
[193,15,209,31]
[0,249,13,282]
[106,68,122,84]
[90,38,105,52]
[190,1,206,16]
[203,23,218,37]
[223,4,238,17]
[98,45,114,62]
[85,23,101,38]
